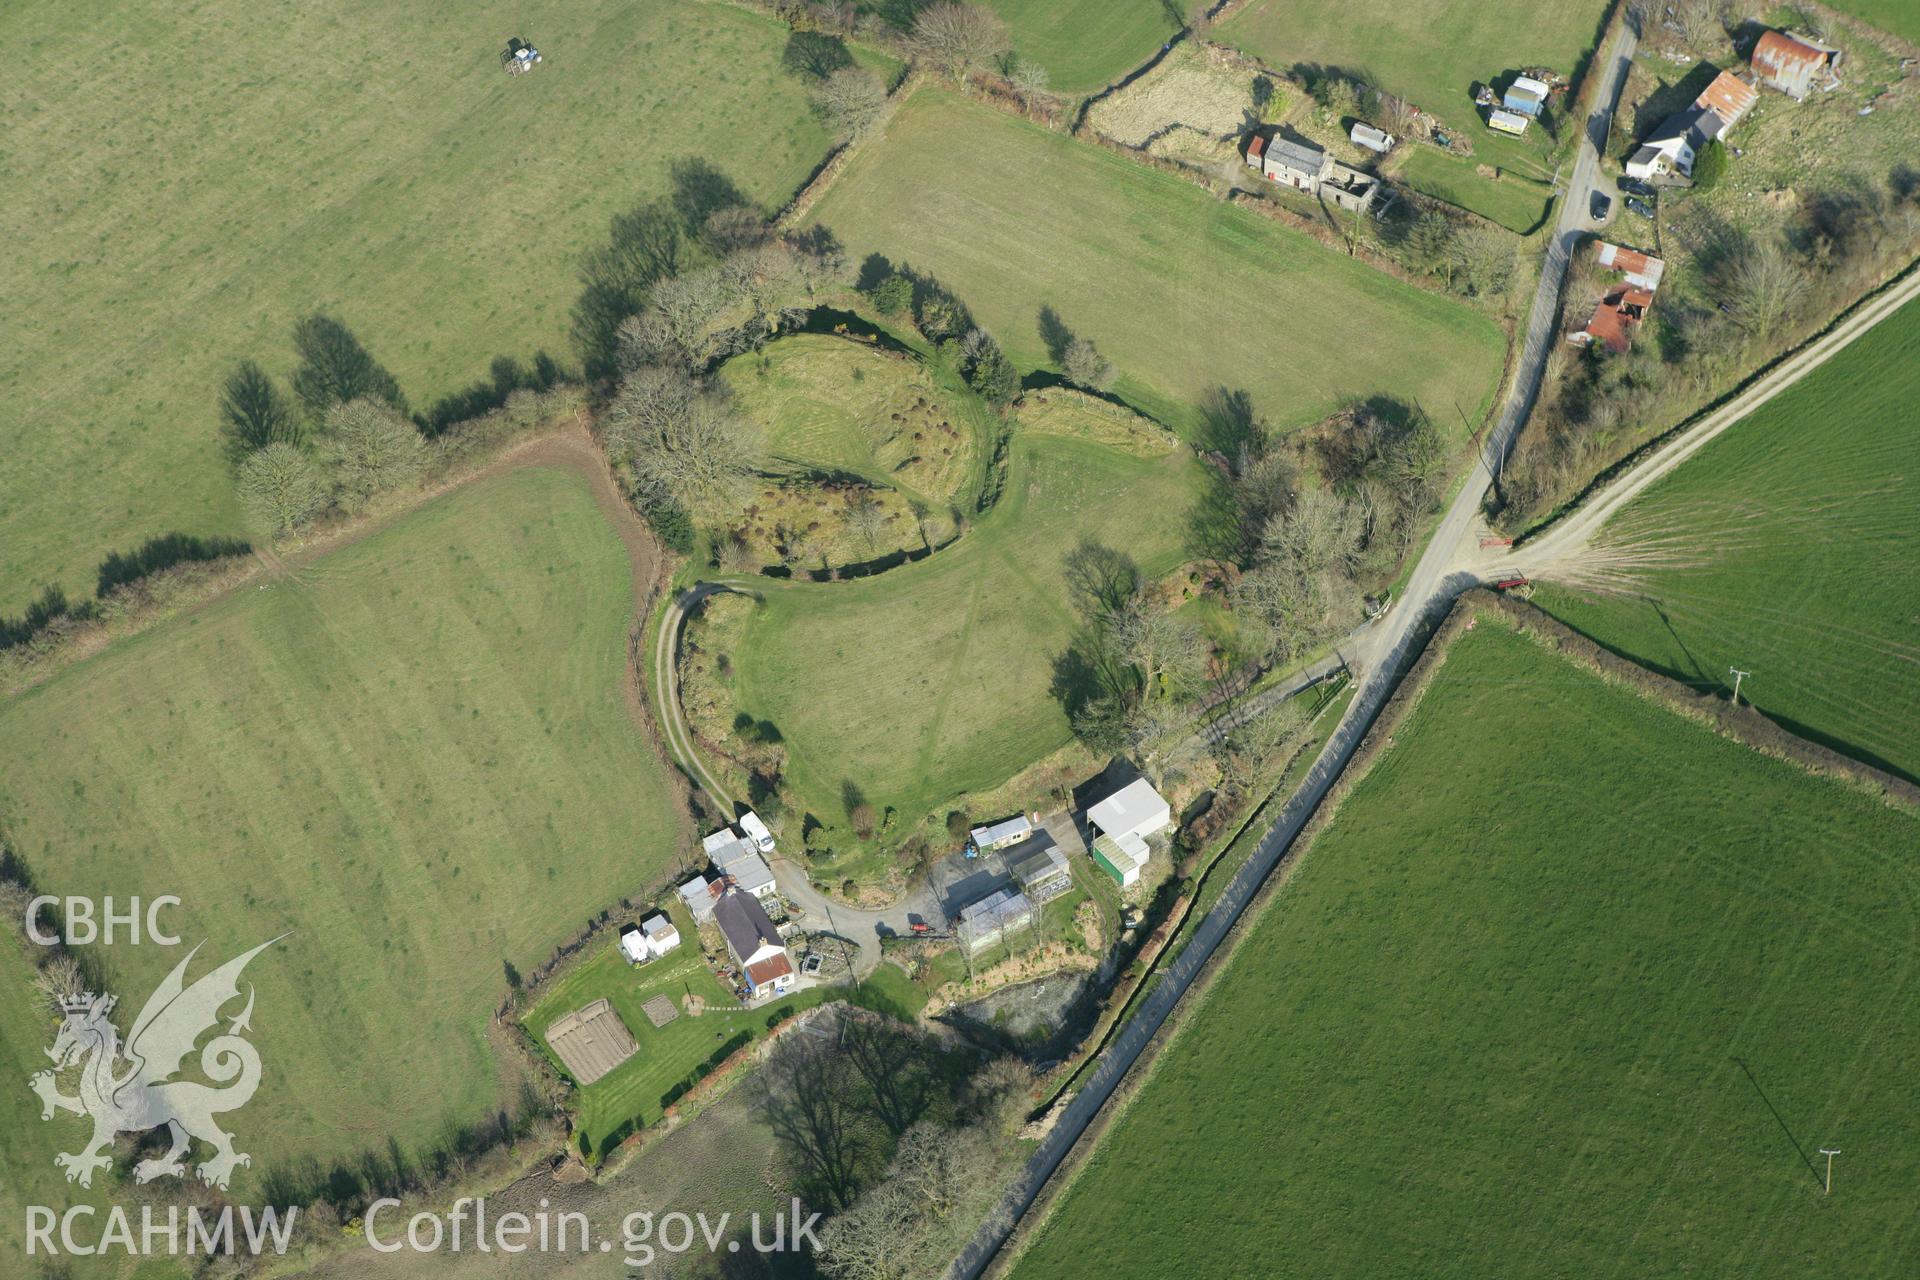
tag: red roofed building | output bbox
[1752,30,1841,101]
[1572,239,1666,354]
[1694,70,1758,131]
[745,952,795,994]
[1595,241,1667,292]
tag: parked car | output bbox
[1618,176,1654,197]
[1626,197,1656,220]
[1590,191,1612,221]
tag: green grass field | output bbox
[1014,617,1920,1278]
[1217,0,1607,136]
[730,434,1204,839]
[1,0,884,615]
[0,466,685,1185]
[984,0,1181,93]
[524,901,831,1154]
[1396,147,1553,233]
[1830,0,1920,44]
[1536,297,1920,783]
[805,90,1506,440]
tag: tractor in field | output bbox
[501,37,542,75]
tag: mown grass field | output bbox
[1537,297,1920,783]
[1013,618,1920,1278]
[984,0,1182,93]
[1,0,884,614]
[524,901,832,1154]
[1396,147,1553,233]
[805,90,1506,439]
[730,434,1205,839]
[1832,0,1920,44]
[0,467,684,1186]
[1217,0,1607,136]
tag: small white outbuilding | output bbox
[1350,122,1395,153]
[620,912,681,964]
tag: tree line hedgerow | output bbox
[1,532,252,652]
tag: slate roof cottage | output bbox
[1246,133,1378,213]
[713,889,794,1000]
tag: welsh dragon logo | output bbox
[30,938,280,1190]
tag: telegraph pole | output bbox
[1820,1148,1841,1195]
[1728,667,1751,706]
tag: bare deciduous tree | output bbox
[704,205,772,255]
[1230,557,1359,662]
[1231,449,1297,557]
[33,953,86,1012]
[604,367,764,516]
[619,265,742,372]
[316,398,426,512]
[1259,487,1364,579]
[846,492,887,549]
[1447,224,1516,298]
[1109,599,1206,701]
[1006,55,1050,103]
[815,1120,1003,1280]
[814,65,888,140]
[724,244,811,340]
[1214,694,1308,791]
[786,226,851,300]
[1382,412,1447,514]
[1664,0,1722,49]
[910,3,1010,81]
[1060,336,1115,391]
[1719,236,1800,337]
[237,442,326,534]
[602,365,701,447]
